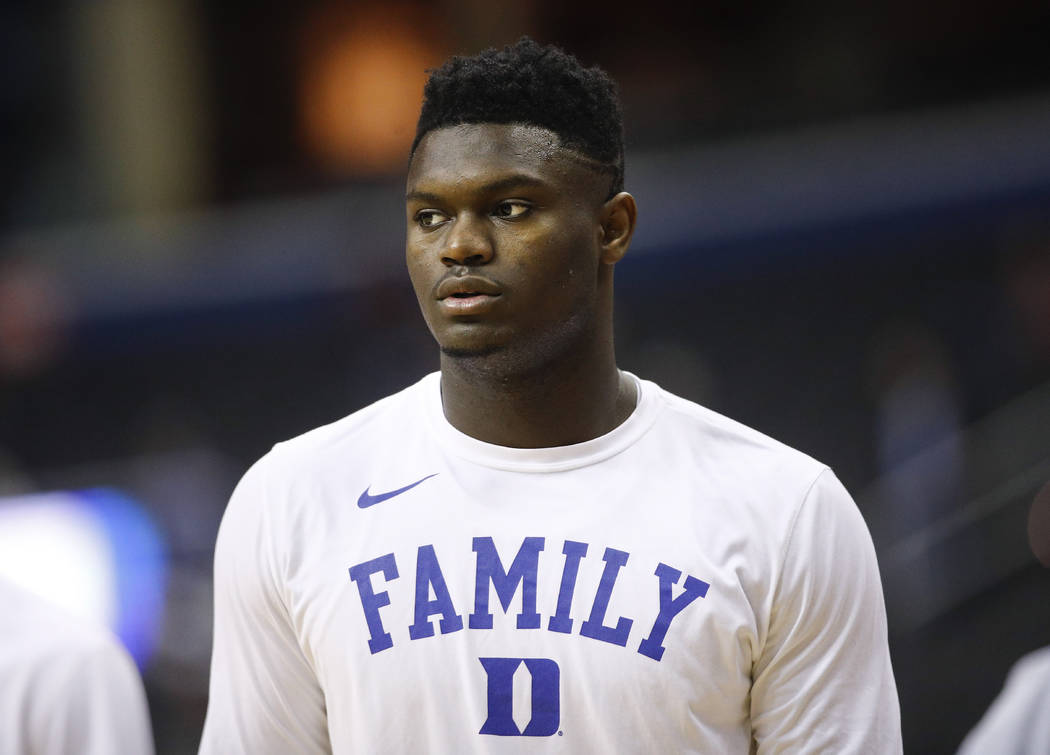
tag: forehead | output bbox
[407,123,599,195]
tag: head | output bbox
[405,38,636,377]
[411,37,625,197]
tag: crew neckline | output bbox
[421,371,661,472]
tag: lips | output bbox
[434,274,502,315]
[435,275,502,300]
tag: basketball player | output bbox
[200,38,902,753]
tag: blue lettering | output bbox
[408,544,463,640]
[637,563,710,661]
[548,540,588,634]
[469,537,544,630]
[579,547,633,646]
[348,553,399,654]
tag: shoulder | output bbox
[957,648,1050,754]
[274,373,435,464]
[0,580,154,754]
[216,373,437,541]
[247,373,437,486]
[639,381,867,580]
[0,578,138,684]
[642,378,830,498]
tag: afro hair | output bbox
[412,37,625,194]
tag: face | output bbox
[406,123,615,369]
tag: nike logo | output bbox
[357,473,438,509]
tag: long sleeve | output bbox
[750,470,902,754]
[199,457,331,754]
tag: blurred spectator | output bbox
[0,255,70,379]
[958,646,1050,755]
[1004,224,1050,369]
[957,480,1050,755]
[0,576,155,755]
[869,321,965,531]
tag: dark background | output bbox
[2,1,1050,752]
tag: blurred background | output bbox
[1,1,1049,752]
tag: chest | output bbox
[276,463,773,737]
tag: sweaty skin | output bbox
[406,123,638,449]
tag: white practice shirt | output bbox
[201,372,901,753]
[958,646,1050,755]
[0,577,155,755]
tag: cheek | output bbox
[524,249,600,310]
[405,259,439,331]
[541,229,600,286]
[405,247,431,296]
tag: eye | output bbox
[492,201,531,220]
[415,209,450,228]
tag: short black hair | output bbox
[412,37,625,195]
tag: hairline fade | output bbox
[412,37,625,196]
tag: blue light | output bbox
[78,488,168,669]
[0,489,168,670]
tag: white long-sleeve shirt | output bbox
[201,372,901,753]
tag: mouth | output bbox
[438,291,501,315]
[449,291,487,298]
[434,276,503,316]
[434,275,503,302]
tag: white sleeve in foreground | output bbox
[199,457,331,755]
[957,646,1050,755]
[32,631,155,755]
[750,469,902,754]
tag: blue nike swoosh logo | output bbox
[357,473,438,509]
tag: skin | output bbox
[405,123,638,448]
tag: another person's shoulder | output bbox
[0,578,124,668]
[0,578,153,755]
[958,646,1050,755]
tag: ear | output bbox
[598,192,637,265]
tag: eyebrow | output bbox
[405,174,549,203]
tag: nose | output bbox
[441,213,493,266]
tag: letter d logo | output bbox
[479,657,560,736]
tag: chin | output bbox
[431,322,512,360]
[438,342,506,359]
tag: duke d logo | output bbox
[479,657,560,736]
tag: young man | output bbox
[201,38,902,753]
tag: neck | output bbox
[438,339,636,448]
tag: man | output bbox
[201,38,901,753]
[0,576,155,754]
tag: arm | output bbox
[199,458,330,754]
[750,469,902,754]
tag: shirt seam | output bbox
[761,465,831,661]
[775,466,830,588]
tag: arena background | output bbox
[2,2,1049,752]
